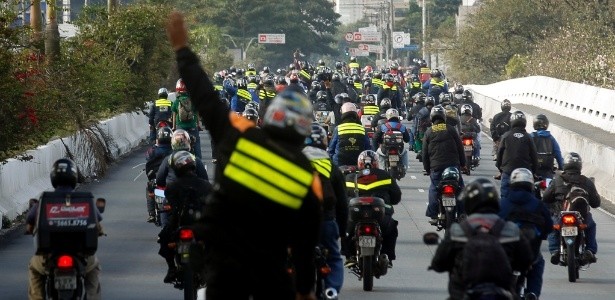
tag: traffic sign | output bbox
[401,44,419,51]
[353,31,380,42]
[349,48,369,57]
[345,32,354,42]
[392,31,405,49]
[258,33,286,44]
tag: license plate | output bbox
[389,155,399,162]
[561,226,578,237]
[442,197,456,207]
[178,243,190,255]
[358,236,376,248]
[54,275,77,290]
[464,145,473,152]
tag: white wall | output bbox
[468,77,615,204]
[0,112,149,222]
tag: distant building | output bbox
[334,0,409,24]
[456,0,484,35]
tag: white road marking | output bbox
[410,175,416,179]
[418,189,424,193]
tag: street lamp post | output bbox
[222,34,256,62]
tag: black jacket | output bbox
[429,213,534,300]
[176,47,322,295]
[543,170,600,209]
[461,100,482,120]
[345,168,401,213]
[422,122,466,172]
[496,127,538,175]
[490,111,511,141]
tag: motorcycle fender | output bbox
[360,246,376,256]
[564,237,576,246]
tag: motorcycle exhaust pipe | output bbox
[325,287,338,300]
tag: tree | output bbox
[45,0,60,62]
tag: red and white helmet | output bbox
[176,78,187,93]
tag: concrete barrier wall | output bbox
[468,84,615,205]
[0,112,148,225]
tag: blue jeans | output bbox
[526,253,545,297]
[426,168,464,218]
[548,212,597,254]
[500,172,511,201]
[321,220,343,293]
[473,136,481,158]
[184,127,202,159]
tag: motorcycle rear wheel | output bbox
[567,243,577,282]
[362,256,374,291]
[183,266,197,300]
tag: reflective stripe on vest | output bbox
[155,99,172,107]
[349,62,360,69]
[412,82,421,88]
[430,79,445,87]
[214,85,223,91]
[345,178,392,190]
[337,123,365,135]
[363,106,380,115]
[300,70,311,80]
[353,82,362,89]
[247,83,258,90]
[259,90,276,100]
[420,67,430,74]
[224,138,313,209]
[372,78,383,88]
[310,158,332,179]
[237,89,252,103]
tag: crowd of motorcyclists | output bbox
[20,11,604,300]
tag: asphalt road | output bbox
[1,127,614,299]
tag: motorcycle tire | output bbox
[567,243,576,283]
[183,266,198,300]
[362,256,374,291]
[444,210,455,231]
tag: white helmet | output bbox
[171,129,191,151]
[341,102,358,114]
[385,108,399,120]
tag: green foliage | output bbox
[448,0,560,84]
[0,3,174,162]
[504,54,527,79]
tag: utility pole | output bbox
[422,0,426,61]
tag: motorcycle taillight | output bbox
[389,149,398,155]
[179,228,194,241]
[442,185,455,196]
[57,255,74,269]
[359,224,377,235]
[539,180,548,190]
[562,214,576,226]
[463,138,473,146]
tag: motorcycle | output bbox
[360,114,375,139]
[154,187,171,228]
[534,177,552,200]
[34,195,106,300]
[461,132,478,175]
[552,190,591,282]
[169,227,206,300]
[432,179,460,232]
[343,166,389,291]
[286,245,338,300]
[313,102,333,140]
[379,130,406,180]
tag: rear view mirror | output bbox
[96,198,106,214]
[423,232,441,245]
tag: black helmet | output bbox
[442,167,460,182]
[430,69,442,78]
[318,59,325,66]
[379,98,392,109]
[414,92,426,103]
[364,94,376,105]
[460,178,500,215]
[533,114,549,130]
[50,158,79,189]
[510,110,527,128]
[425,96,435,107]
[242,108,259,122]
[305,124,328,150]
[563,152,582,172]
[454,84,464,94]
[262,66,270,73]
[501,99,511,112]
[263,76,274,87]
[460,104,473,116]
[462,90,473,102]
[158,87,168,99]
[156,126,173,145]
[350,56,357,63]
[510,168,534,191]
[171,150,197,177]
[316,90,328,101]
[430,105,446,123]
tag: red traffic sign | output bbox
[345,32,354,42]
[354,32,362,41]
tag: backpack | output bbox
[460,219,514,292]
[532,135,554,171]
[506,204,547,253]
[178,96,195,123]
[564,185,590,220]
[383,122,404,148]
